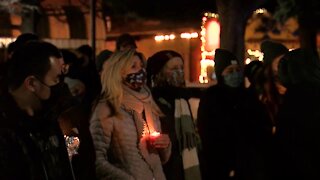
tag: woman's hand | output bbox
[151,134,170,149]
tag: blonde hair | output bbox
[100,49,136,116]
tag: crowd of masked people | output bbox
[0,32,320,180]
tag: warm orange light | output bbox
[199,59,215,83]
[205,20,220,52]
[200,12,220,83]
[149,131,160,144]
[150,131,160,137]
[0,37,16,48]
[180,32,198,39]
[155,32,198,41]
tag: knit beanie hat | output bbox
[261,40,288,65]
[278,48,320,88]
[214,48,238,83]
[146,50,182,87]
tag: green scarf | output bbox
[174,98,202,180]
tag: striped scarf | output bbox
[174,99,202,180]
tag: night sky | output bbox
[107,0,217,21]
[107,0,278,21]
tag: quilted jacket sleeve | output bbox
[90,103,134,180]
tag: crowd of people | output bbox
[0,32,320,180]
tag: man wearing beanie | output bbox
[197,48,246,180]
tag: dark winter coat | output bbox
[275,86,320,179]
[238,86,276,180]
[0,93,75,180]
[151,86,203,180]
[197,84,245,180]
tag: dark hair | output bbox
[7,42,16,55]
[257,60,283,124]
[60,49,78,65]
[244,60,263,84]
[76,44,93,58]
[96,49,113,72]
[14,33,40,52]
[7,41,62,90]
[278,48,320,87]
[116,33,137,50]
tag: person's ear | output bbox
[24,76,38,92]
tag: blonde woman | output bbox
[90,49,171,180]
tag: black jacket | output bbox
[275,86,320,179]
[0,93,75,180]
[197,84,245,180]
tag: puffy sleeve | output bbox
[89,103,134,180]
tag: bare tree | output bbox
[274,0,320,50]
[216,0,268,64]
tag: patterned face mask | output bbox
[223,71,243,88]
[125,69,147,90]
[167,69,185,87]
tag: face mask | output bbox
[223,71,243,88]
[125,69,146,90]
[167,69,185,87]
[42,81,75,115]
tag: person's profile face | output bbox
[122,55,146,90]
[38,57,62,100]
[161,57,185,87]
[124,55,144,76]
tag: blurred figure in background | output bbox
[244,60,263,89]
[59,48,97,180]
[276,48,320,179]
[96,49,113,75]
[116,33,137,51]
[60,49,86,100]
[75,45,101,106]
[259,40,288,129]
[240,59,275,180]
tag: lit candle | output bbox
[149,131,160,144]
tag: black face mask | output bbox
[124,69,146,90]
[41,81,75,117]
